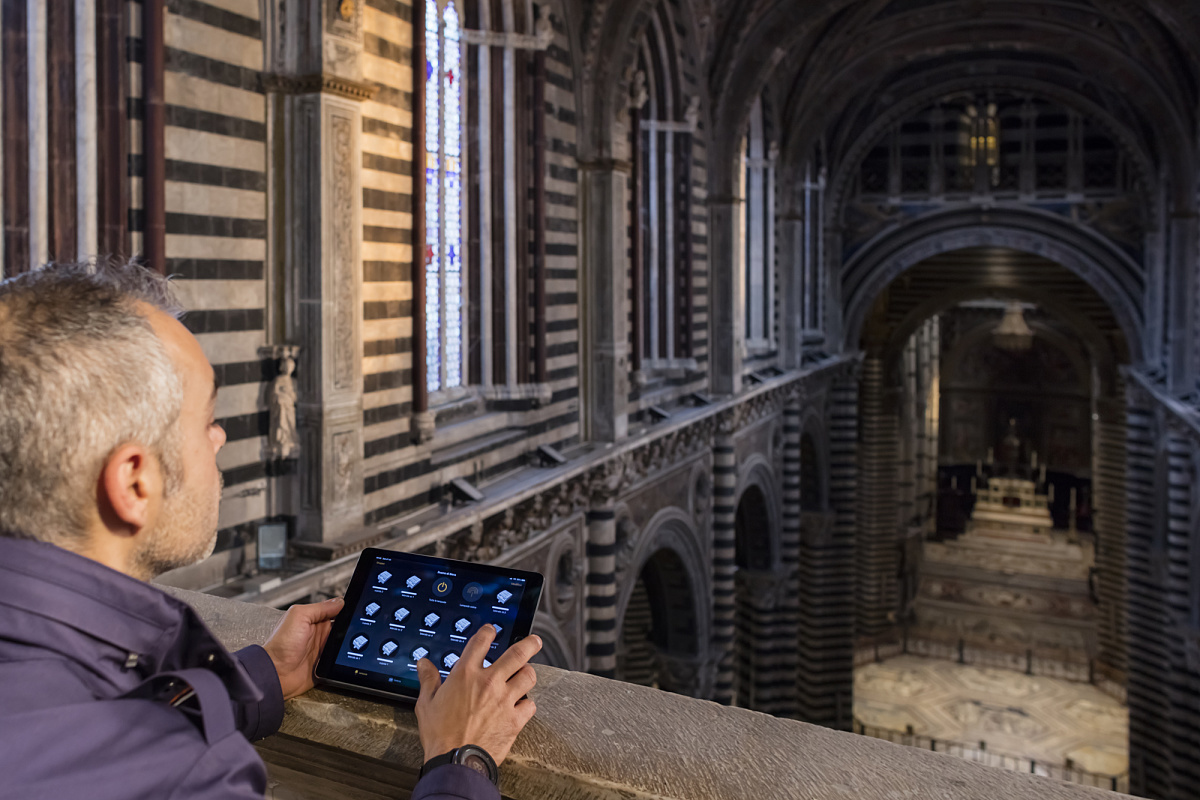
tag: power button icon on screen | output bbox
[433,578,453,597]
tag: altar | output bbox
[913,477,1096,658]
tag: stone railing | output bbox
[171,587,1116,800]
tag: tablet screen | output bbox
[315,548,544,701]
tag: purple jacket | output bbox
[0,538,497,800]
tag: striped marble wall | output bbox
[162,0,272,559]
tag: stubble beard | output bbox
[135,471,223,580]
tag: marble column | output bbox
[1093,387,1128,676]
[585,506,619,678]
[580,161,629,442]
[709,197,743,395]
[796,373,857,730]
[281,3,374,542]
[1124,388,1168,798]
[777,210,805,371]
[777,399,802,718]
[857,354,899,636]
[1167,212,1197,395]
[711,421,738,703]
[734,567,793,715]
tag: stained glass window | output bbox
[425,0,466,393]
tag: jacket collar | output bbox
[0,537,262,702]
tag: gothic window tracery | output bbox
[632,1,694,371]
[425,0,466,394]
[742,96,775,352]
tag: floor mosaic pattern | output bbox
[854,655,1128,777]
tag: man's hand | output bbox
[414,625,542,766]
[263,597,344,701]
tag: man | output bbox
[0,261,540,799]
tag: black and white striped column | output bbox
[776,399,803,718]
[857,354,899,636]
[734,568,793,714]
[796,375,857,729]
[585,507,619,678]
[1124,393,1168,798]
[711,423,738,704]
[1093,388,1128,676]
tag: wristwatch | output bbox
[420,744,499,786]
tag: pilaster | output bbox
[711,421,738,703]
[1167,212,1197,394]
[709,197,743,395]
[777,399,803,718]
[1094,386,1128,676]
[581,160,629,442]
[796,374,857,730]
[585,506,619,677]
[857,354,899,635]
[282,0,373,542]
[734,567,794,714]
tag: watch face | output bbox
[462,754,491,777]
[455,745,498,785]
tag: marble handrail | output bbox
[168,586,1114,800]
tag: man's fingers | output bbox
[299,597,344,624]
[515,695,537,725]
[506,664,537,700]
[460,623,498,666]
[416,658,442,702]
[491,634,542,679]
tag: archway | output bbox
[850,244,1132,782]
[732,482,777,711]
[615,546,706,696]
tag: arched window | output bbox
[425,0,466,393]
[631,1,694,372]
[742,96,775,351]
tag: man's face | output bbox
[136,306,227,578]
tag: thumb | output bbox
[298,596,345,624]
[416,658,442,701]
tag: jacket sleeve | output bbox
[232,645,285,741]
[410,764,502,800]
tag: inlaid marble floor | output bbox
[854,655,1128,776]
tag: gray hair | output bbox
[0,259,185,544]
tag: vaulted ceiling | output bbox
[693,0,1200,199]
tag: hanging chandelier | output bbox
[993,301,1034,352]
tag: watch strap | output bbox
[419,749,458,778]
[419,745,499,786]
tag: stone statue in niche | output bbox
[268,346,300,460]
[535,5,553,47]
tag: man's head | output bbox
[0,260,226,579]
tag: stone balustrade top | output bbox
[167,587,1115,800]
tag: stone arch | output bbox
[576,0,709,159]
[613,508,712,696]
[822,75,1160,224]
[735,458,781,571]
[839,211,1146,365]
[731,463,780,710]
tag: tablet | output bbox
[314,547,544,702]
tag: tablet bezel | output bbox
[313,547,544,703]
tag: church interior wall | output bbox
[8,2,1200,796]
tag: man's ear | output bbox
[96,444,164,535]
